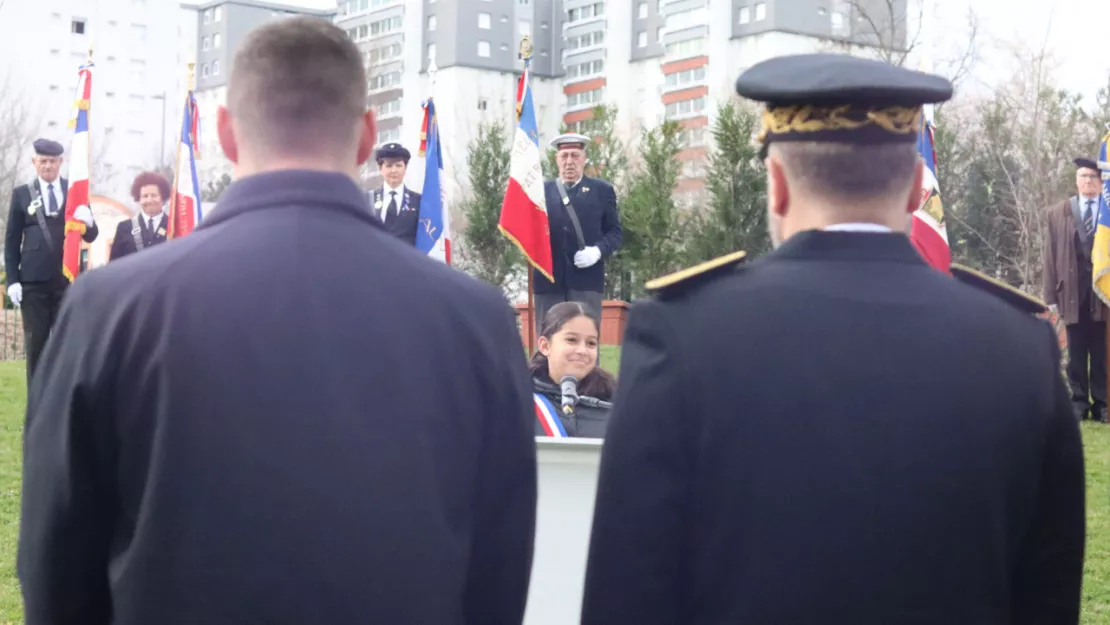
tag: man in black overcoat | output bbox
[4,138,99,384]
[19,17,536,625]
[581,54,1085,625]
[535,133,622,333]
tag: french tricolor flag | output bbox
[168,91,202,239]
[911,105,950,273]
[62,57,93,282]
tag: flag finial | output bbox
[187,62,196,90]
[519,35,533,62]
[87,46,93,64]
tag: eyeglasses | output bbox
[1078,174,1100,180]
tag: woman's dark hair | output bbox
[130,171,172,204]
[529,301,617,400]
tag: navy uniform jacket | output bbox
[18,170,537,625]
[368,186,421,245]
[582,231,1085,625]
[537,176,622,293]
[5,178,99,284]
[109,213,168,261]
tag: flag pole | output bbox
[519,36,538,354]
[168,62,194,240]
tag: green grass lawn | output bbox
[0,357,1106,623]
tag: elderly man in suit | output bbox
[4,138,98,385]
[535,133,623,335]
[19,16,536,625]
[367,142,421,245]
[582,54,1085,625]
[1044,156,1108,422]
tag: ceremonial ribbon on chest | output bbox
[533,393,568,438]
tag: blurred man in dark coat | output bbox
[1044,157,1108,422]
[4,138,99,385]
[582,54,1085,625]
[19,17,537,625]
[535,133,622,334]
[367,142,420,245]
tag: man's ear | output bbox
[217,106,238,164]
[765,153,789,218]
[356,110,377,166]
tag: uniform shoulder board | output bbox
[645,250,747,296]
[950,263,1047,315]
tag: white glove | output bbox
[7,283,22,308]
[73,205,95,227]
[573,246,602,269]
[1048,304,1059,314]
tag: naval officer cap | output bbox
[551,133,590,151]
[735,54,953,155]
[375,142,411,164]
[32,138,64,157]
[950,264,1048,315]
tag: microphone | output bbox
[560,375,579,415]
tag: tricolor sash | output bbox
[533,393,568,438]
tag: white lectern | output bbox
[523,437,604,625]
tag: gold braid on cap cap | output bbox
[756,104,922,142]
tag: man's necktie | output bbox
[386,191,398,225]
[47,183,58,217]
[1086,200,1096,236]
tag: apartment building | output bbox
[191,0,337,188]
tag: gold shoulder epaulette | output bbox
[950,263,1047,315]
[645,250,747,294]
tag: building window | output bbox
[738,7,750,24]
[637,31,647,47]
[831,11,846,33]
[657,26,663,41]
[664,66,706,88]
[566,31,604,51]
[369,16,402,36]
[377,98,402,118]
[368,70,402,90]
[664,96,706,119]
[358,24,369,39]
[212,60,220,75]
[202,36,210,50]
[201,63,209,77]
[478,40,491,57]
[519,20,531,36]
[677,127,706,149]
[638,2,647,18]
[478,12,491,28]
[213,33,221,48]
[477,98,488,110]
[568,2,604,23]
[71,19,86,34]
[378,127,401,143]
[427,15,436,31]
[368,42,403,65]
[565,59,604,80]
[214,6,222,21]
[203,9,211,23]
[665,36,706,57]
[755,2,766,20]
[667,6,707,30]
[567,87,603,108]
[427,43,436,63]
[501,14,509,22]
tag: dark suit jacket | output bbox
[536,176,622,294]
[109,213,168,261]
[18,170,537,625]
[1044,197,1105,323]
[368,186,420,245]
[5,178,99,285]
[583,231,1085,625]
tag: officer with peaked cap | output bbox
[536,132,622,335]
[582,54,1084,625]
[368,142,421,245]
[1043,156,1108,421]
[4,138,99,386]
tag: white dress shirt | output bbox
[141,212,165,234]
[38,177,63,215]
[380,183,405,222]
[823,222,893,233]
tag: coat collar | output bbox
[199,170,379,231]
[769,229,927,266]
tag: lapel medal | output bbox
[157,227,166,237]
[27,198,41,216]
[582,186,590,193]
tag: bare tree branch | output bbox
[0,71,43,262]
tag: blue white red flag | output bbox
[168,91,202,239]
[62,58,93,282]
[416,98,451,264]
[1092,131,1110,304]
[911,105,951,273]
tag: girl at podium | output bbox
[529,302,616,438]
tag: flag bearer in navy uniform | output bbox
[368,142,420,245]
[4,138,98,385]
[110,171,171,261]
[536,133,623,336]
[582,54,1085,625]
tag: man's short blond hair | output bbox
[227,17,367,157]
